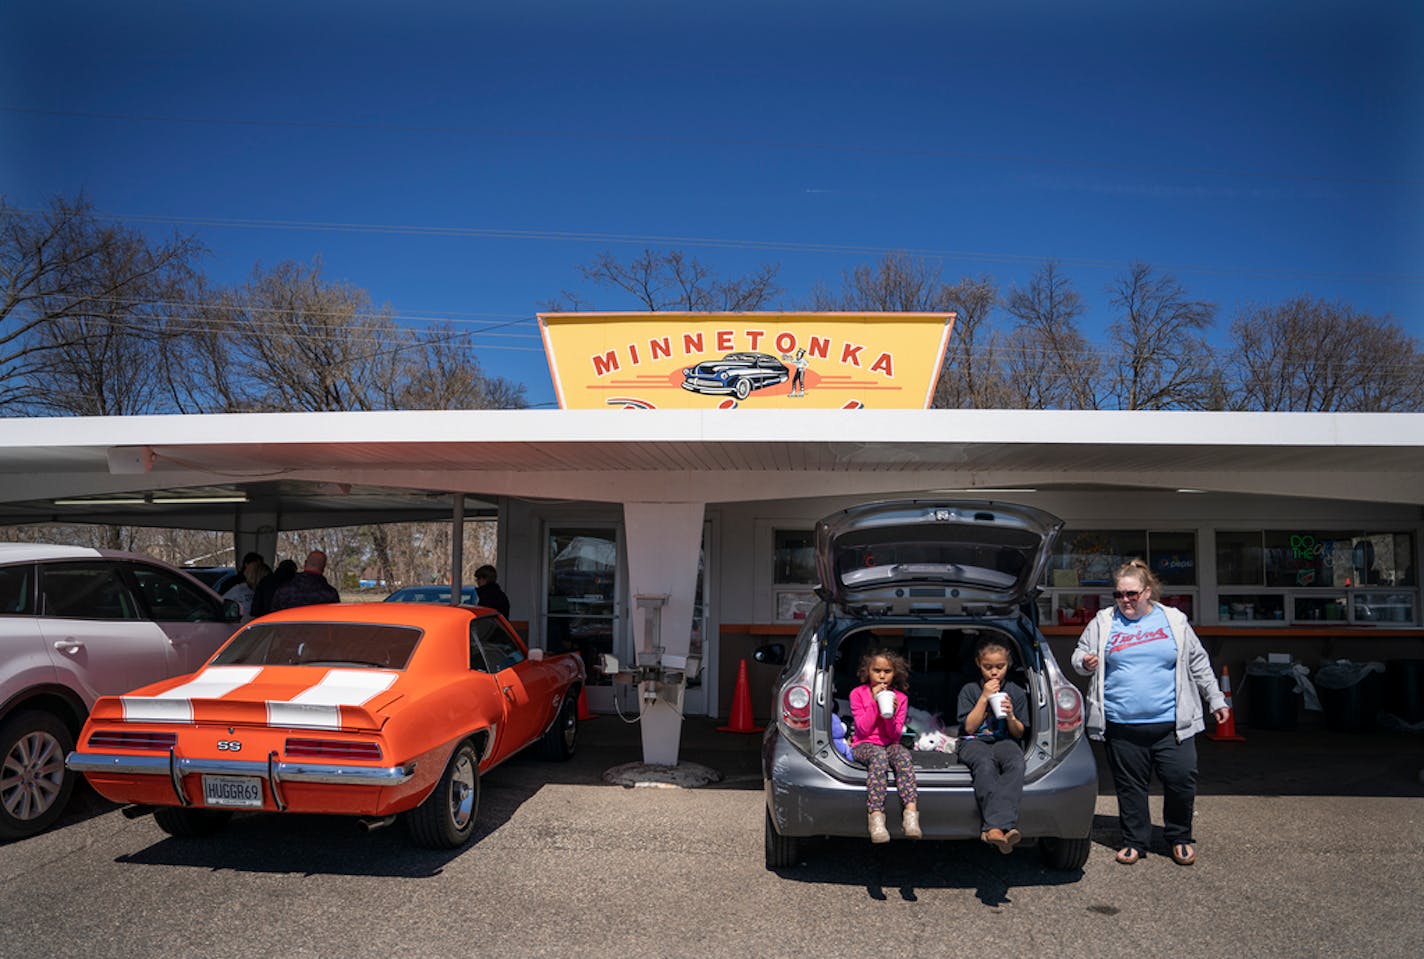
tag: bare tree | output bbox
[824,251,947,313]
[392,322,527,410]
[1,195,203,414]
[936,276,1009,409]
[1002,260,1100,409]
[571,248,781,311]
[1227,297,1423,411]
[1104,262,1218,410]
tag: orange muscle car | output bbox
[67,602,585,848]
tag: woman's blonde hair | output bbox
[1113,558,1162,599]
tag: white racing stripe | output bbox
[120,666,264,723]
[266,669,399,730]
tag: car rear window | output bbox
[834,526,1037,589]
[212,622,422,670]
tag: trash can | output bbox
[1314,660,1385,733]
[1244,660,1303,731]
[1385,660,1424,724]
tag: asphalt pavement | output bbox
[2,714,1421,959]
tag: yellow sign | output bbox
[538,312,955,410]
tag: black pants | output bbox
[957,738,1025,831]
[1104,721,1198,851]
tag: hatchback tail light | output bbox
[775,647,820,755]
[1051,678,1084,757]
[284,738,383,761]
[781,684,812,730]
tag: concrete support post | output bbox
[233,506,279,571]
[623,501,706,766]
[451,494,465,604]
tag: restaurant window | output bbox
[1217,530,1416,625]
[773,529,817,623]
[1045,530,1196,625]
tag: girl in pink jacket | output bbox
[849,648,921,843]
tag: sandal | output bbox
[1171,843,1196,866]
[1115,847,1142,865]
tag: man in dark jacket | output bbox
[474,565,511,619]
[271,550,341,611]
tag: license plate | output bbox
[202,775,264,808]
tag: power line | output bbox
[3,105,1415,188]
[40,208,1424,288]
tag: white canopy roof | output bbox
[0,409,1421,527]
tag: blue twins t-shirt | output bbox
[1103,604,1178,724]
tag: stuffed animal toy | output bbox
[830,712,854,761]
[914,729,957,753]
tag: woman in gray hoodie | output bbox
[1072,558,1228,867]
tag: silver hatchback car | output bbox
[761,500,1096,870]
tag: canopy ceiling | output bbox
[0,409,1421,530]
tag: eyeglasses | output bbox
[1112,590,1143,601]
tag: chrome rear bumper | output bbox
[68,751,416,788]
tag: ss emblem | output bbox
[216,740,242,752]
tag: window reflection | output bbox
[547,529,617,685]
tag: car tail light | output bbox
[87,730,178,750]
[774,644,820,756]
[284,738,383,761]
[781,684,812,730]
[1052,679,1084,757]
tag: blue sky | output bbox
[3,0,1421,409]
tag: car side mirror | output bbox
[222,599,243,623]
[753,643,786,666]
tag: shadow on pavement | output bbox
[771,836,1084,906]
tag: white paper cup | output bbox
[988,692,1009,718]
[875,689,897,718]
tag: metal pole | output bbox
[450,493,465,605]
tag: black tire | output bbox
[0,710,76,841]
[733,378,752,400]
[537,696,578,761]
[405,741,479,849]
[764,808,801,869]
[153,806,233,838]
[1040,836,1091,870]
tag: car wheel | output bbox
[764,808,801,870]
[152,806,233,838]
[733,378,752,400]
[406,741,479,849]
[0,710,76,841]
[1040,835,1091,870]
[538,696,578,762]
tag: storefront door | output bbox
[544,526,623,712]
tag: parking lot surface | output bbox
[3,717,1421,959]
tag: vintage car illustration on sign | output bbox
[67,603,585,848]
[681,352,789,400]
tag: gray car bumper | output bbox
[762,727,1098,841]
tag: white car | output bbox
[0,544,240,840]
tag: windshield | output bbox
[212,622,422,670]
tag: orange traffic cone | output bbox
[575,686,597,721]
[1207,665,1245,741]
[718,659,763,733]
